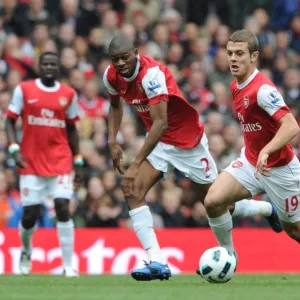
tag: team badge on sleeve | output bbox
[148,78,162,92]
[267,90,282,105]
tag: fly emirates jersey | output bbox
[7,79,79,176]
[103,55,203,148]
[231,69,294,167]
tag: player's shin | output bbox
[207,210,235,253]
[129,205,165,264]
[232,199,272,217]
[19,223,36,255]
[57,219,74,268]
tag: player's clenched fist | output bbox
[108,142,125,174]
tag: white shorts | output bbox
[20,174,73,207]
[225,148,300,223]
[147,133,218,184]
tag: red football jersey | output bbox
[78,96,108,119]
[230,69,294,167]
[7,79,79,176]
[103,55,204,149]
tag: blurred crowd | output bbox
[0,0,299,229]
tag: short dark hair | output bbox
[109,36,135,54]
[229,29,259,54]
[39,52,59,64]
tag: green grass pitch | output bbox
[0,274,299,300]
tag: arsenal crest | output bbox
[244,97,249,108]
[137,83,144,93]
[59,97,68,107]
[23,187,29,196]
[232,161,243,168]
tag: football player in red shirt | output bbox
[204,29,300,265]
[5,52,83,277]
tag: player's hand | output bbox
[13,152,27,169]
[108,142,125,175]
[121,163,139,197]
[73,167,84,190]
[255,151,270,179]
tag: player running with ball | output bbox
[204,29,300,263]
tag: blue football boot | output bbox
[265,203,283,233]
[131,261,171,281]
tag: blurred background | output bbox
[0,0,299,230]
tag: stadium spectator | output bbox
[0,0,299,231]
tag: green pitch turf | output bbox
[0,274,299,300]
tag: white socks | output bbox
[20,220,75,269]
[57,219,74,269]
[208,210,234,253]
[129,205,165,264]
[19,224,36,254]
[232,199,272,217]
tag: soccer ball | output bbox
[198,247,237,283]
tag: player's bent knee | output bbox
[22,216,36,229]
[54,198,70,222]
[122,189,145,209]
[22,206,40,229]
[204,192,226,213]
[120,181,143,200]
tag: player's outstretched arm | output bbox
[5,116,26,168]
[108,97,125,174]
[133,100,168,167]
